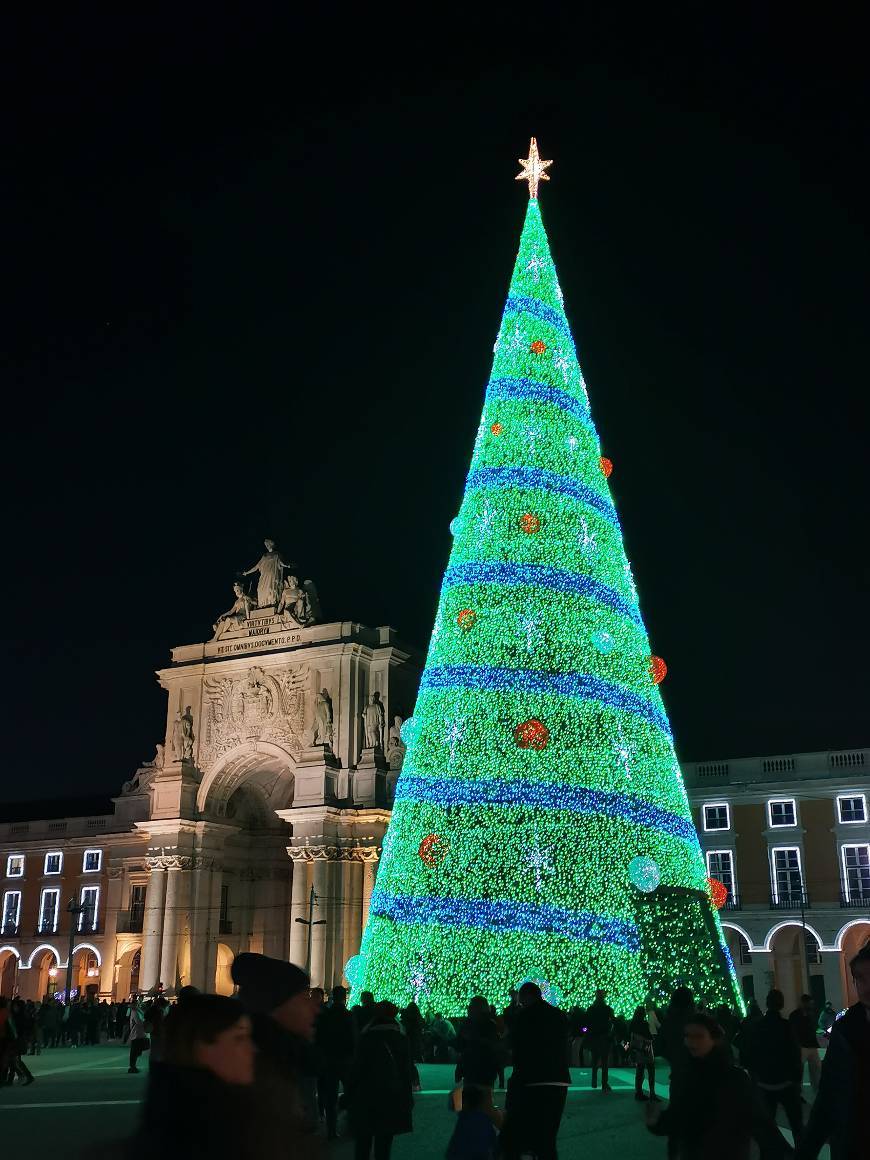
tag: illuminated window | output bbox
[768,799,797,828]
[703,803,730,831]
[6,855,24,878]
[44,852,63,875]
[2,890,21,934]
[842,844,870,901]
[706,850,736,901]
[79,886,99,931]
[39,888,60,933]
[83,849,102,873]
[838,795,867,824]
[771,847,803,902]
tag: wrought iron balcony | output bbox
[721,893,742,911]
[0,922,20,937]
[116,912,144,933]
[769,890,810,910]
[219,919,233,935]
[840,890,870,909]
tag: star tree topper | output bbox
[515,137,553,199]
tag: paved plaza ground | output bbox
[0,1047,824,1159]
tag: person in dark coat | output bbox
[231,951,323,1160]
[629,1005,660,1102]
[351,991,376,1035]
[347,1001,414,1160]
[455,996,500,1092]
[585,989,614,1090]
[133,993,256,1160]
[788,994,821,1093]
[315,985,355,1139]
[500,981,570,1160]
[646,1013,792,1160]
[657,986,695,1085]
[798,943,870,1160]
[745,989,803,1147]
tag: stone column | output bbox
[188,859,214,990]
[310,857,329,986]
[342,856,363,977]
[361,853,378,931]
[100,868,124,997]
[159,859,192,991]
[288,856,310,967]
[749,949,775,1002]
[820,950,846,1008]
[205,868,223,991]
[139,863,167,993]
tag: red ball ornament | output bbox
[519,512,541,534]
[418,834,449,867]
[490,422,503,435]
[457,608,477,631]
[600,456,613,479]
[514,718,550,750]
[649,655,668,685]
[530,340,547,354]
[707,877,728,910]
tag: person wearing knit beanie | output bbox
[231,953,310,1018]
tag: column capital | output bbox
[146,855,194,871]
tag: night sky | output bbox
[3,17,867,805]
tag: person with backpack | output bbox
[347,1001,415,1160]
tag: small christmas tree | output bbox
[353,141,742,1015]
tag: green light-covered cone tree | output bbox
[350,141,742,1016]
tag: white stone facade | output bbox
[0,615,419,1000]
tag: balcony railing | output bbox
[721,893,742,911]
[219,919,233,935]
[769,890,810,910]
[0,922,20,937]
[840,891,870,909]
[116,912,144,933]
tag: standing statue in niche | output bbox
[213,581,254,638]
[386,714,406,771]
[171,711,184,761]
[313,688,334,746]
[362,690,386,750]
[241,539,292,608]
[180,706,195,762]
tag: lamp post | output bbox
[294,885,325,977]
[64,898,84,1003]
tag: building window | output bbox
[39,888,60,933]
[842,844,870,902]
[768,799,797,828]
[706,850,736,902]
[79,886,100,931]
[2,890,21,934]
[838,795,867,824]
[703,803,731,831]
[129,884,146,926]
[6,855,24,878]
[44,851,63,875]
[804,932,821,965]
[771,847,803,902]
[82,849,102,873]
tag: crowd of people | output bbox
[0,942,867,1160]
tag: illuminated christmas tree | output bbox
[352,141,742,1015]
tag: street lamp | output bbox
[64,898,84,1003]
[294,886,325,977]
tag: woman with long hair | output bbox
[629,1005,659,1103]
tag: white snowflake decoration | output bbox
[525,253,547,282]
[443,717,466,762]
[578,516,597,553]
[526,836,553,890]
[516,613,542,654]
[623,561,638,601]
[553,350,572,385]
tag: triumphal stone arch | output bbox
[131,554,420,994]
